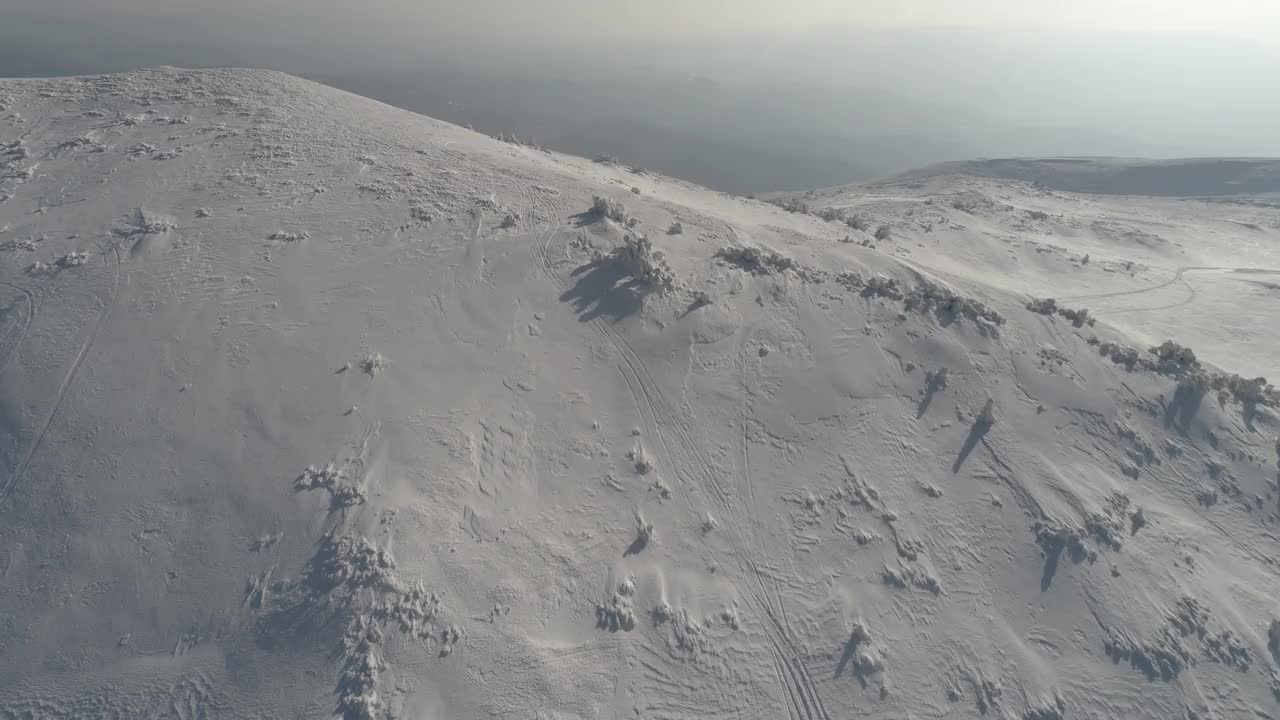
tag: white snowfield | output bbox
[789,167,1280,380]
[0,67,1277,720]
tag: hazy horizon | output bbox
[3,1,1278,191]
[9,0,1280,41]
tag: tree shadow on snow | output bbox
[622,533,650,558]
[834,635,858,680]
[1162,383,1205,435]
[1036,528,1090,592]
[833,631,876,688]
[916,387,938,419]
[1039,548,1063,592]
[934,308,957,329]
[561,258,645,323]
[569,210,604,228]
[951,419,992,473]
[916,374,948,419]
[254,585,345,654]
[252,533,358,654]
[1242,399,1259,432]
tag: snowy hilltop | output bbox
[1,67,1278,720]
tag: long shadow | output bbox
[951,419,991,473]
[916,389,936,419]
[253,532,359,653]
[677,296,710,319]
[1036,531,1088,592]
[254,578,343,654]
[1162,382,1205,435]
[916,375,947,419]
[1040,548,1063,591]
[622,533,649,557]
[570,210,602,228]
[834,634,858,679]
[561,258,645,323]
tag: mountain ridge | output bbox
[0,67,1277,720]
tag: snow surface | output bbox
[0,67,1278,720]
[890,157,1280,198]
[787,174,1280,380]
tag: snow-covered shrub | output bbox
[1151,340,1198,373]
[905,278,1005,325]
[1099,342,1145,370]
[768,197,810,214]
[862,275,903,300]
[311,533,399,594]
[1095,338,1277,406]
[976,398,996,426]
[359,352,388,376]
[591,195,627,222]
[296,462,343,491]
[1059,306,1092,327]
[715,244,796,275]
[613,233,675,293]
[597,592,636,631]
[58,250,90,267]
[1218,373,1273,406]
[1028,297,1094,326]
[636,518,656,547]
[336,618,387,720]
[1027,297,1058,315]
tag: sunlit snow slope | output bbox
[1,68,1278,720]
[787,171,1280,379]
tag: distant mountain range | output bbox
[308,62,1181,195]
[4,11,1271,196]
[884,157,1280,197]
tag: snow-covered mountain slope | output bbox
[1,68,1278,720]
[891,157,1280,198]
[786,173,1280,380]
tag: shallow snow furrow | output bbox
[619,351,827,718]
[595,285,834,720]
[0,247,119,504]
[767,649,807,720]
[760,602,831,720]
[1059,265,1278,303]
[527,190,833,719]
[0,280,36,374]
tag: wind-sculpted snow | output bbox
[0,67,1278,720]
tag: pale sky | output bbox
[9,0,1280,42]
[2,0,1277,175]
